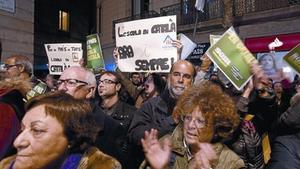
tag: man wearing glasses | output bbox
[57,66,128,168]
[2,55,33,81]
[57,66,96,99]
[97,71,136,131]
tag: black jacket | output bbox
[127,89,177,169]
[266,134,300,169]
[101,100,136,132]
[128,89,177,145]
[90,99,128,168]
[266,102,300,168]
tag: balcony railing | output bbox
[233,0,300,16]
[112,0,299,37]
[112,10,160,39]
[160,1,224,26]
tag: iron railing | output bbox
[233,0,300,16]
[112,0,299,36]
[160,1,224,25]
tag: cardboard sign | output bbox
[44,43,83,75]
[206,27,256,90]
[115,15,177,72]
[86,34,105,73]
[283,43,300,74]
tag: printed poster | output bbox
[283,43,300,75]
[86,34,105,73]
[206,27,256,90]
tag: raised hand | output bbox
[171,39,183,60]
[141,129,171,169]
[188,143,217,169]
[113,47,119,65]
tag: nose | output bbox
[187,120,197,129]
[58,82,67,91]
[178,75,184,83]
[14,130,30,151]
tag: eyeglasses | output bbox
[99,79,118,85]
[181,115,206,128]
[3,64,20,70]
[56,79,89,87]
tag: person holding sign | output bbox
[140,81,244,169]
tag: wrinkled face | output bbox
[168,62,194,99]
[4,57,21,78]
[13,105,68,169]
[58,69,91,99]
[183,107,206,146]
[260,55,274,71]
[98,73,120,98]
[144,75,156,98]
[131,74,141,86]
[274,83,283,93]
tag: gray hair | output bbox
[8,55,33,76]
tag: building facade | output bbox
[34,0,97,71]
[0,0,34,62]
[99,0,300,68]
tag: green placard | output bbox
[26,81,48,101]
[283,43,300,74]
[206,27,256,90]
[86,34,105,73]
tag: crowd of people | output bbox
[0,40,300,169]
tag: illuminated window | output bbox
[59,10,69,32]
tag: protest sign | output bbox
[209,34,221,45]
[44,43,83,75]
[86,34,105,73]
[206,27,256,90]
[283,43,300,74]
[178,33,197,60]
[26,81,48,101]
[115,15,177,72]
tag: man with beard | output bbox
[128,60,195,168]
[97,71,136,131]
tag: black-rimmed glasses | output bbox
[56,79,89,87]
[99,79,118,85]
[3,64,20,70]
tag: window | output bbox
[59,10,69,32]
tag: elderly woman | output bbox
[0,91,121,169]
[140,81,244,169]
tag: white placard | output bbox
[179,33,197,60]
[44,43,83,75]
[0,0,15,13]
[115,15,177,72]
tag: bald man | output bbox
[57,66,128,167]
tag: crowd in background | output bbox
[0,40,300,169]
